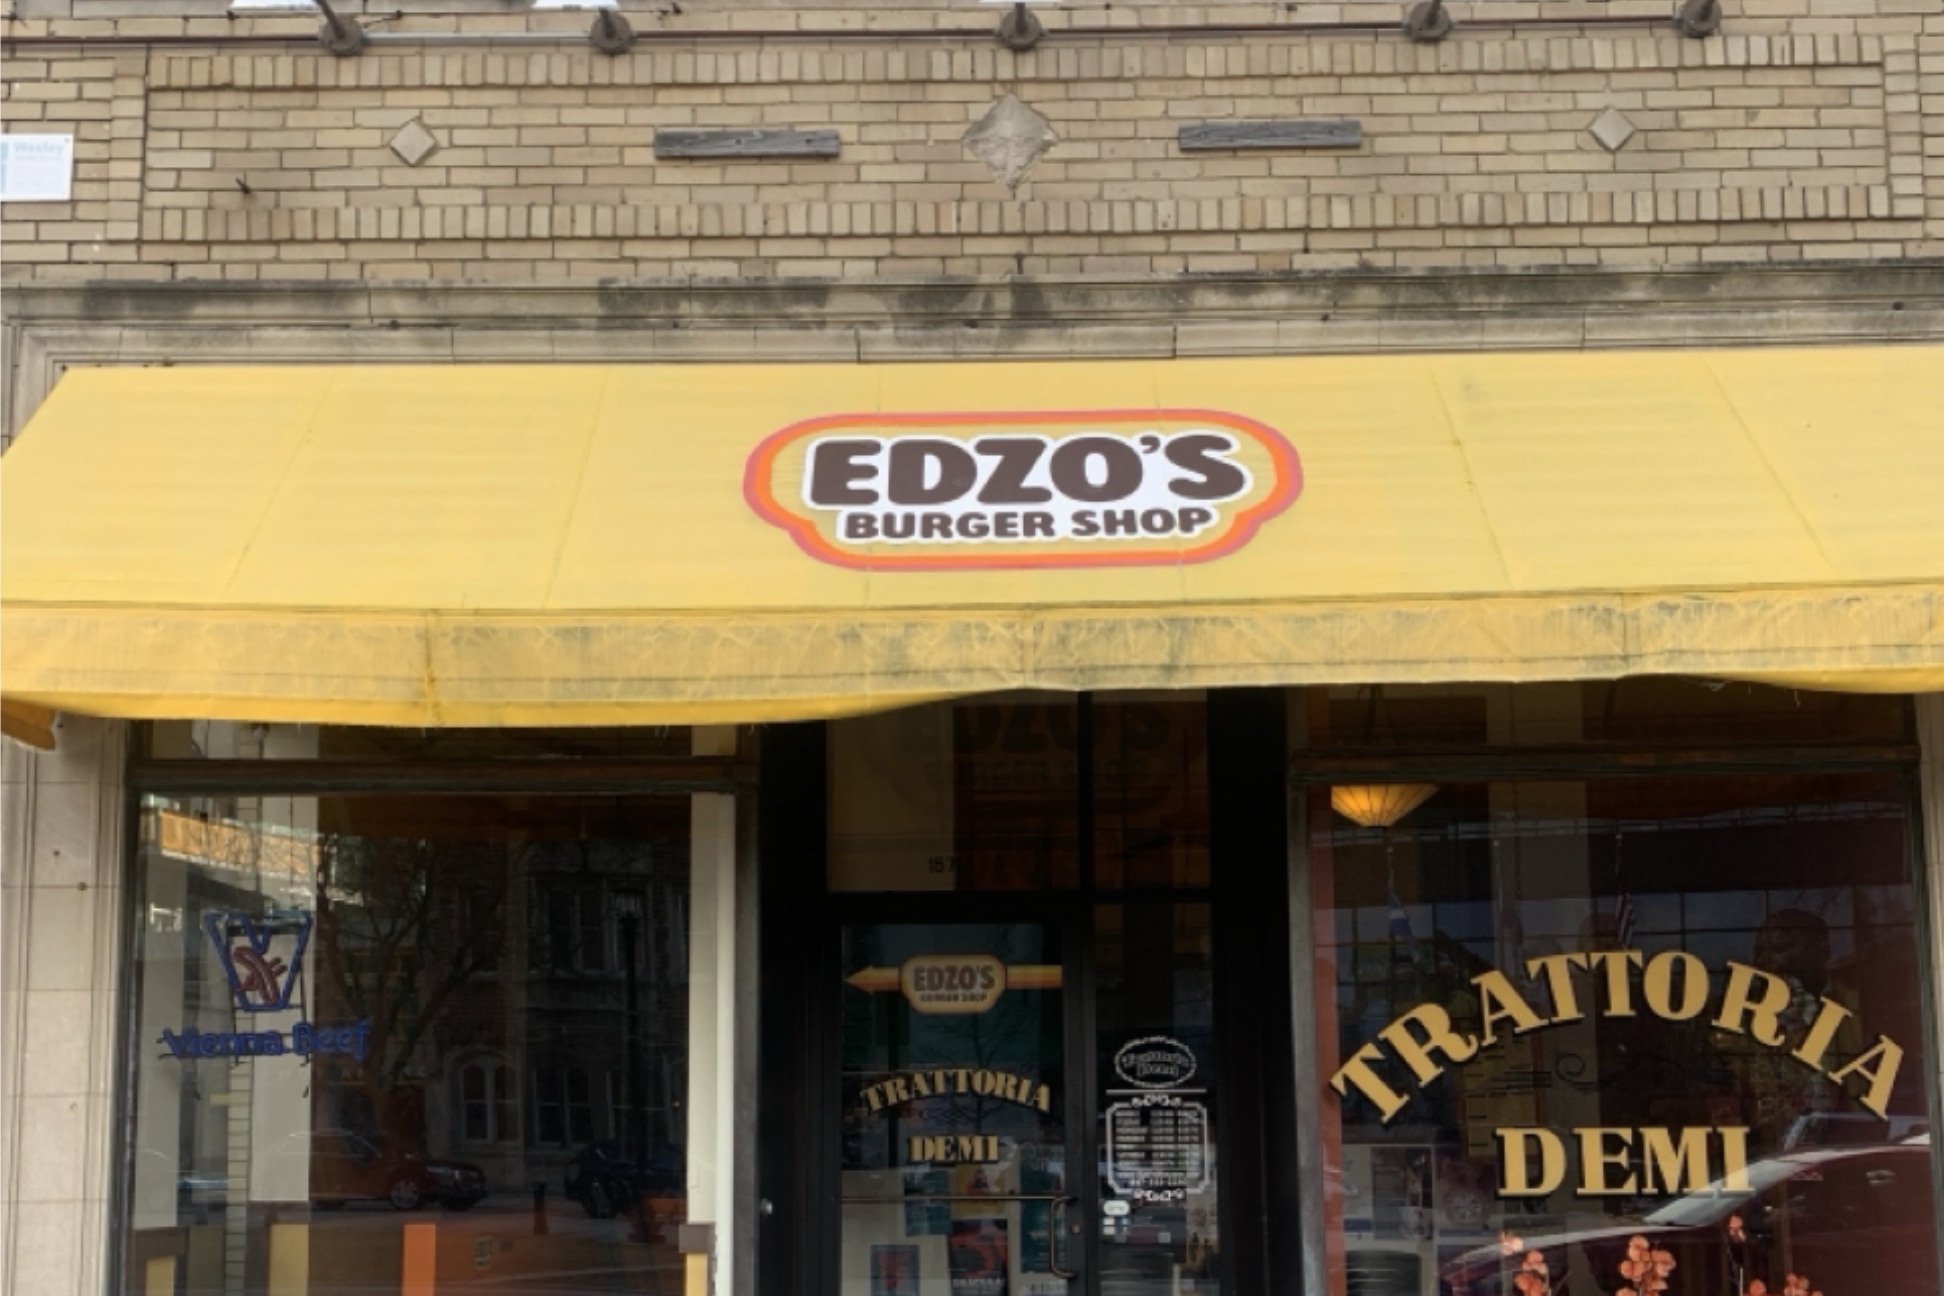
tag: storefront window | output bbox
[1305,769,1939,1296]
[1301,680,1911,750]
[837,921,1071,1296]
[827,692,1221,1296]
[829,697,1084,891]
[139,721,694,761]
[828,694,1207,892]
[123,790,701,1295]
[1092,703,1209,891]
[1093,903,1220,1292]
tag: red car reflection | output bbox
[1440,1139,1937,1296]
[268,1129,488,1212]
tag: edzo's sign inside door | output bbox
[847,953,1063,1015]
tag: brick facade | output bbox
[6,9,1944,1296]
[5,1,1944,282]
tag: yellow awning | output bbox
[3,348,1941,727]
[0,699,57,750]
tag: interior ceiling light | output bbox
[1330,784,1438,830]
[534,0,635,55]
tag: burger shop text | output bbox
[803,431,1252,544]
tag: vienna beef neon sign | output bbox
[745,409,1300,571]
[1330,949,1906,1199]
[160,910,370,1063]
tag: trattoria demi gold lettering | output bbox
[857,1068,1052,1119]
[1828,1035,1905,1119]
[1494,1128,1567,1198]
[1328,1042,1408,1121]
[1496,1126,1751,1198]
[1376,1003,1478,1085]
[908,1134,1001,1166]
[1328,947,1907,1191]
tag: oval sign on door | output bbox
[1114,1036,1198,1089]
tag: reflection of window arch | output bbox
[534,1067,595,1145]
[458,1058,516,1144]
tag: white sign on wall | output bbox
[0,134,75,203]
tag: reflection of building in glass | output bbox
[1312,752,1934,1296]
[290,813,693,1198]
[125,787,698,1295]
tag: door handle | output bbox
[1048,1195,1079,1281]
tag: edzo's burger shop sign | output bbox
[745,409,1301,570]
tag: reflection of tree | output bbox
[906,928,1061,1143]
[312,833,511,1133]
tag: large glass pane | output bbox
[840,923,1072,1296]
[142,721,693,761]
[1300,680,1911,750]
[1093,904,1220,1296]
[829,694,1213,893]
[1092,701,1209,891]
[829,698,1081,891]
[124,793,694,1295]
[1306,771,1939,1296]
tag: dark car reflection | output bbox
[564,1140,685,1237]
[1440,1139,1938,1296]
[267,1129,488,1212]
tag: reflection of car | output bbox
[272,1130,487,1212]
[135,1148,229,1212]
[1782,1110,1928,1150]
[1441,1139,1939,1296]
[178,1167,229,1209]
[1101,1201,1186,1248]
[563,1141,683,1222]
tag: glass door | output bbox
[815,694,1248,1296]
[838,921,1081,1296]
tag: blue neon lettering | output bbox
[160,1019,370,1062]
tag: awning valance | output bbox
[4,348,1941,727]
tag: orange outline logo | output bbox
[744,409,1301,571]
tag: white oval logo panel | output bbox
[1114,1036,1198,1089]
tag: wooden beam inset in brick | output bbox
[655,128,840,159]
[1178,119,1361,151]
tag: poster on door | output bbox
[1018,1142,1063,1273]
[948,1218,1009,1296]
[904,1168,951,1237]
[1370,1146,1433,1241]
[872,1246,921,1296]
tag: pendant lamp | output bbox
[1330,783,1438,829]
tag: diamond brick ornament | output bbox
[389,119,439,167]
[1588,106,1636,154]
[963,94,1058,192]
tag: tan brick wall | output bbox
[4,1,1944,281]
